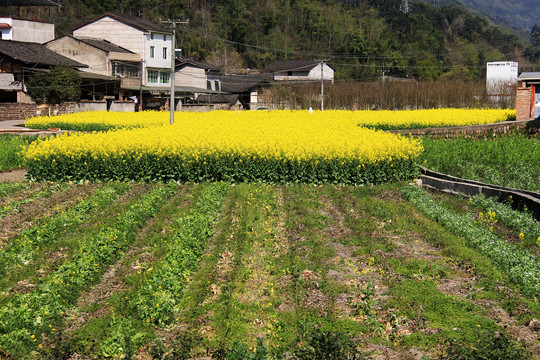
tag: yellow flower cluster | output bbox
[351,108,515,130]
[25,110,166,131]
[24,109,515,132]
[25,111,422,163]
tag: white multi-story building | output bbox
[486,61,518,95]
[72,13,172,88]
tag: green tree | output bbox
[531,24,540,47]
[26,66,82,105]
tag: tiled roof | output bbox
[262,59,319,73]
[197,93,239,105]
[0,39,86,67]
[221,73,273,93]
[176,58,219,71]
[75,37,134,54]
[72,12,170,34]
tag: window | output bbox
[150,46,155,58]
[147,70,159,83]
[163,47,167,59]
[163,34,167,41]
[112,61,139,78]
[207,81,211,90]
[150,33,154,40]
[160,71,170,84]
[214,81,220,92]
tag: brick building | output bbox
[516,72,540,121]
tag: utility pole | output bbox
[315,59,329,112]
[160,19,189,125]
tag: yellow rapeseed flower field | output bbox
[25,111,423,184]
[24,109,515,132]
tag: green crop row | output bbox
[403,186,540,296]
[0,183,65,220]
[0,184,176,358]
[26,153,420,186]
[133,182,228,327]
[0,183,130,280]
[469,194,540,246]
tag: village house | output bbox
[0,39,88,119]
[45,35,141,101]
[0,39,86,103]
[262,59,334,83]
[71,13,174,109]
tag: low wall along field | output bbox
[24,111,424,184]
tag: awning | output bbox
[78,71,119,81]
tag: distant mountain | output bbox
[419,0,539,35]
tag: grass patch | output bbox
[0,134,38,172]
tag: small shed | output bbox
[516,72,540,121]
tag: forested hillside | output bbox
[48,0,537,80]
[426,0,540,34]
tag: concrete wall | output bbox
[78,101,107,112]
[182,104,215,112]
[110,101,135,112]
[175,66,206,89]
[46,36,109,76]
[0,18,54,43]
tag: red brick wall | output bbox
[516,85,534,121]
[0,103,38,121]
[0,102,78,121]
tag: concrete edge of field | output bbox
[420,167,540,221]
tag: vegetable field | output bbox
[420,133,540,192]
[1,181,539,359]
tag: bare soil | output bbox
[0,169,27,182]
[0,184,101,246]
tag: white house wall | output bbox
[175,66,206,89]
[0,18,54,43]
[307,64,334,82]
[73,17,144,55]
[145,33,171,69]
